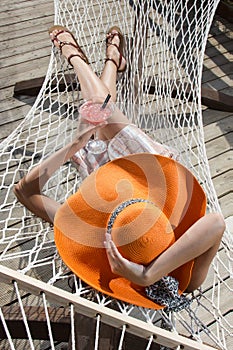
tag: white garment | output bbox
[71,124,180,180]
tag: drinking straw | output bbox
[101,94,111,109]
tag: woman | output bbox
[14,25,225,310]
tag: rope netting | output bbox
[0,0,232,349]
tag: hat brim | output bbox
[55,231,194,309]
[54,153,206,309]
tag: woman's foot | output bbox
[105,27,126,72]
[49,25,89,66]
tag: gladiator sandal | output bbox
[105,26,126,72]
[49,25,89,66]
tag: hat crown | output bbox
[109,200,175,265]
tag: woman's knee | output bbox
[209,212,226,239]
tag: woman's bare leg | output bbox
[96,28,128,140]
[50,29,109,100]
[50,29,129,140]
[100,29,126,102]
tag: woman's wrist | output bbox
[68,136,87,156]
[125,261,149,286]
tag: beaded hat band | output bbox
[106,198,154,235]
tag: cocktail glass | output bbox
[78,96,115,154]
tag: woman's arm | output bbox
[104,234,149,285]
[14,123,106,224]
[104,213,225,289]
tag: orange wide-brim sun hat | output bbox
[54,153,206,309]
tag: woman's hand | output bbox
[74,120,107,149]
[104,233,148,286]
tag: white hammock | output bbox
[0,0,232,349]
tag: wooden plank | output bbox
[220,85,233,96]
[0,56,50,89]
[188,146,232,210]
[0,305,71,341]
[13,73,77,97]
[203,62,233,81]
[195,281,233,327]
[0,47,51,72]
[0,265,218,350]
[218,193,233,218]
[0,1,121,28]
[0,101,37,127]
[1,305,70,322]
[0,16,54,36]
[208,150,233,179]
[0,120,24,142]
[202,65,233,85]
[0,304,162,349]
[0,86,15,102]
[202,77,233,93]
[144,76,233,112]
[1,44,51,67]
[203,114,233,141]
[201,86,233,112]
[207,312,233,350]
[205,133,232,160]
[0,4,54,26]
[205,39,233,57]
[0,0,30,6]
[210,15,233,36]
[1,31,50,52]
[203,52,233,72]
[216,1,233,23]
[209,20,233,37]
[203,43,231,64]
[0,96,38,114]
[202,108,232,126]
[176,292,231,345]
[0,0,53,13]
[0,15,129,56]
[175,247,232,344]
[205,28,233,47]
[206,33,233,50]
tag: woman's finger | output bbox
[109,240,121,258]
[105,239,121,263]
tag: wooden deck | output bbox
[0,0,232,349]
[0,0,232,221]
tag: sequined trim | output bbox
[106,198,154,235]
[145,276,191,312]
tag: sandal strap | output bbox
[106,32,120,49]
[105,57,119,70]
[107,43,120,51]
[118,52,123,70]
[52,29,88,65]
[105,54,123,72]
[58,40,80,51]
[52,30,66,49]
[68,54,87,66]
[53,31,78,52]
[105,28,126,72]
